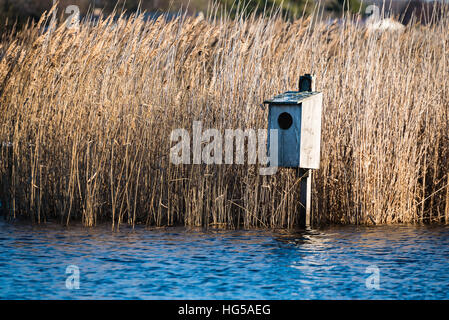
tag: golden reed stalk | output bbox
[0,6,448,228]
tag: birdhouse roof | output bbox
[263,91,320,105]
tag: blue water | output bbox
[0,220,448,299]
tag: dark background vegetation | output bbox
[0,0,445,33]
[0,0,354,29]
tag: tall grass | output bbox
[0,6,448,229]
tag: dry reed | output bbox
[0,6,448,229]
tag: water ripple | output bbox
[0,221,448,299]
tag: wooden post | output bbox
[306,170,312,226]
[298,74,315,228]
[297,168,309,227]
[299,74,316,92]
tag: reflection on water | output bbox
[0,220,448,299]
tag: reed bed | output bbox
[0,6,448,229]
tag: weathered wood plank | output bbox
[300,92,322,169]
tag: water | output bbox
[0,219,448,299]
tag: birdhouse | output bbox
[264,80,323,169]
